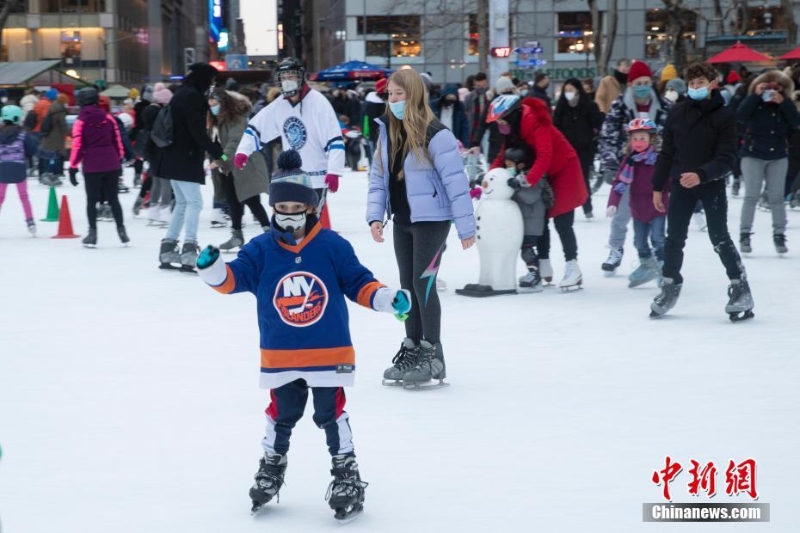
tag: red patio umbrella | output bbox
[707,42,773,64]
[780,46,800,61]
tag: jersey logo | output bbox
[283,116,308,150]
[273,271,327,327]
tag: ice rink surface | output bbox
[1,169,798,532]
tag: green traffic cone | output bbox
[41,186,60,222]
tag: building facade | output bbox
[330,0,800,84]
[1,0,209,86]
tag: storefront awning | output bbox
[0,60,63,86]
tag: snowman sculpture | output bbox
[456,167,524,297]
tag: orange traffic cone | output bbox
[320,203,332,229]
[52,195,80,239]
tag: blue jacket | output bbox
[202,223,387,389]
[737,84,800,161]
[367,116,476,240]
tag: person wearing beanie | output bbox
[235,57,345,230]
[39,88,69,185]
[495,76,516,96]
[133,83,174,220]
[595,58,629,113]
[195,148,412,520]
[664,78,687,103]
[598,59,672,275]
[31,88,56,136]
[660,64,678,84]
[154,61,226,271]
[68,85,128,248]
[364,79,388,157]
[151,82,173,105]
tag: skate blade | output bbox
[83,244,97,249]
[334,504,364,524]
[403,379,449,391]
[518,285,544,293]
[559,282,583,292]
[628,278,656,289]
[728,310,754,322]
[179,267,198,274]
[381,379,405,387]
[159,263,181,270]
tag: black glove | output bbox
[507,177,522,190]
[218,158,233,175]
[69,167,79,186]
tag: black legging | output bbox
[392,221,450,345]
[85,171,123,229]
[223,174,269,230]
[578,150,594,215]
[536,210,578,261]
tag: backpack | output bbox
[40,113,54,136]
[150,106,174,148]
[0,130,28,183]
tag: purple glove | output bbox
[325,173,340,193]
[470,187,482,200]
[234,153,248,170]
[613,182,627,194]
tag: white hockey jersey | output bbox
[236,88,346,188]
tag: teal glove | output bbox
[197,245,220,270]
[391,289,412,322]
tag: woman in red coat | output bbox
[490,96,588,289]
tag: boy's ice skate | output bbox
[382,338,419,386]
[539,258,553,284]
[250,453,287,515]
[159,238,181,270]
[602,247,623,276]
[518,269,543,292]
[773,233,787,255]
[628,257,659,288]
[402,340,448,390]
[726,279,754,322]
[650,278,682,318]
[326,454,367,523]
[559,260,582,291]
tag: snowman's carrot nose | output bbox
[482,180,488,189]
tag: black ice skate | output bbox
[82,228,97,248]
[726,279,754,322]
[740,232,752,254]
[602,247,623,277]
[220,230,244,253]
[117,226,130,246]
[326,454,368,523]
[159,238,181,270]
[773,233,788,255]
[382,338,419,386]
[250,453,287,515]
[402,340,448,390]
[179,241,199,273]
[650,278,682,318]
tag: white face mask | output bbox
[281,79,299,93]
[664,89,679,103]
[564,91,577,101]
[275,211,306,233]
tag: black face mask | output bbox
[442,98,456,107]
[614,69,628,85]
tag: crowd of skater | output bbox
[3,54,800,520]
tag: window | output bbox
[41,0,106,13]
[557,12,595,55]
[468,14,479,56]
[736,5,786,33]
[646,8,697,59]
[359,16,422,58]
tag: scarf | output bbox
[615,146,659,193]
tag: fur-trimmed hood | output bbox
[748,69,795,95]
[522,96,553,126]
[216,90,253,125]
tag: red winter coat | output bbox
[491,97,588,217]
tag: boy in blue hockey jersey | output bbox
[197,149,410,521]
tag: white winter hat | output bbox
[496,76,515,94]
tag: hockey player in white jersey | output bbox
[234,58,345,228]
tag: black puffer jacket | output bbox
[736,69,800,160]
[553,92,605,152]
[653,90,737,191]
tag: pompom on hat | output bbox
[269,150,319,207]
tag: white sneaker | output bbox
[539,258,553,283]
[693,212,707,231]
[158,205,173,223]
[559,259,583,290]
[436,277,447,292]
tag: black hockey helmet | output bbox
[275,57,306,97]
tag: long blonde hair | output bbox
[381,69,435,179]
